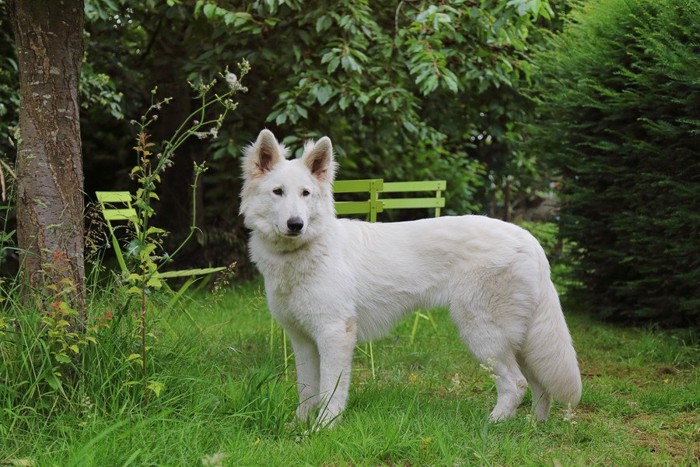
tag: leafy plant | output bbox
[0,157,16,275]
[119,62,249,398]
[0,253,113,412]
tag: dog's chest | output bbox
[264,262,308,295]
[254,246,325,297]
[261,260,334,331]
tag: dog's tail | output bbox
[522,249,582,408]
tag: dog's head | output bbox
[240,129,337,248]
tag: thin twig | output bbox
[0,158,17,202]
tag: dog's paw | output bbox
[313,411,341,430]
[488,407,516,422]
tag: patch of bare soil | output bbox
[630,412,699,462]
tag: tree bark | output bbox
[10,0,86,315]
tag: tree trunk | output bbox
[10,0,86,315]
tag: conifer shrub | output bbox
[527,0,700,325]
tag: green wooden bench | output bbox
[96,191,226,307]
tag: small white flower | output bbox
[201,452,227,467]
[225,72,238,88]
[563,404,577,425]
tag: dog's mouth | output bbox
[278,227,304,238]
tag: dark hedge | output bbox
[527,0,700,325]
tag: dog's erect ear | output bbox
[242,129,286,178]
[301,136,336,183]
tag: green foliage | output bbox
[0,273,115,412]
[0,1,568,260]
[189,0,555,209]
[526,0,700,325]
[0,1,18,158]
[186,0,568,222]
[0,161,15,272]
[0,4,18,271]
[0,1,575,280]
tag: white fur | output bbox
[240,129,582,428]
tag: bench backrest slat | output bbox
[379,180,446,218]
[333,179,383,222]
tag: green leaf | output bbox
[55,353,71,364]
[327,58,340,74]
[315,15,332,33]
[422,75,439,94]
[402,120,418,133]
[202,3,216,18]
[145,227,166,236]
[147,380,166,398]
[296,105,308,119]
[45,373,62,390]
[341,55,362,73]
[126,239,144,257]
[442,69,460,93]
[125,353,142,363]
[139,243,157,258]
[315,85,333,105]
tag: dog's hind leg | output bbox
[486,354,528,421]
[521,365,552,421]
[452,310,528,421]
[286,327,320,422]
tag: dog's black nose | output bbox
[287,217,304,233]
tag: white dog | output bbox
[240,129,582,428]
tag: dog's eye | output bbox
[273,188,284,196]
[301,189,311,197]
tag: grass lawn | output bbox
[2,279,698,466]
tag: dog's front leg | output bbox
[286,327,320,422]
[314,318,357,429]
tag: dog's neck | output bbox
[250,228,337,296]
